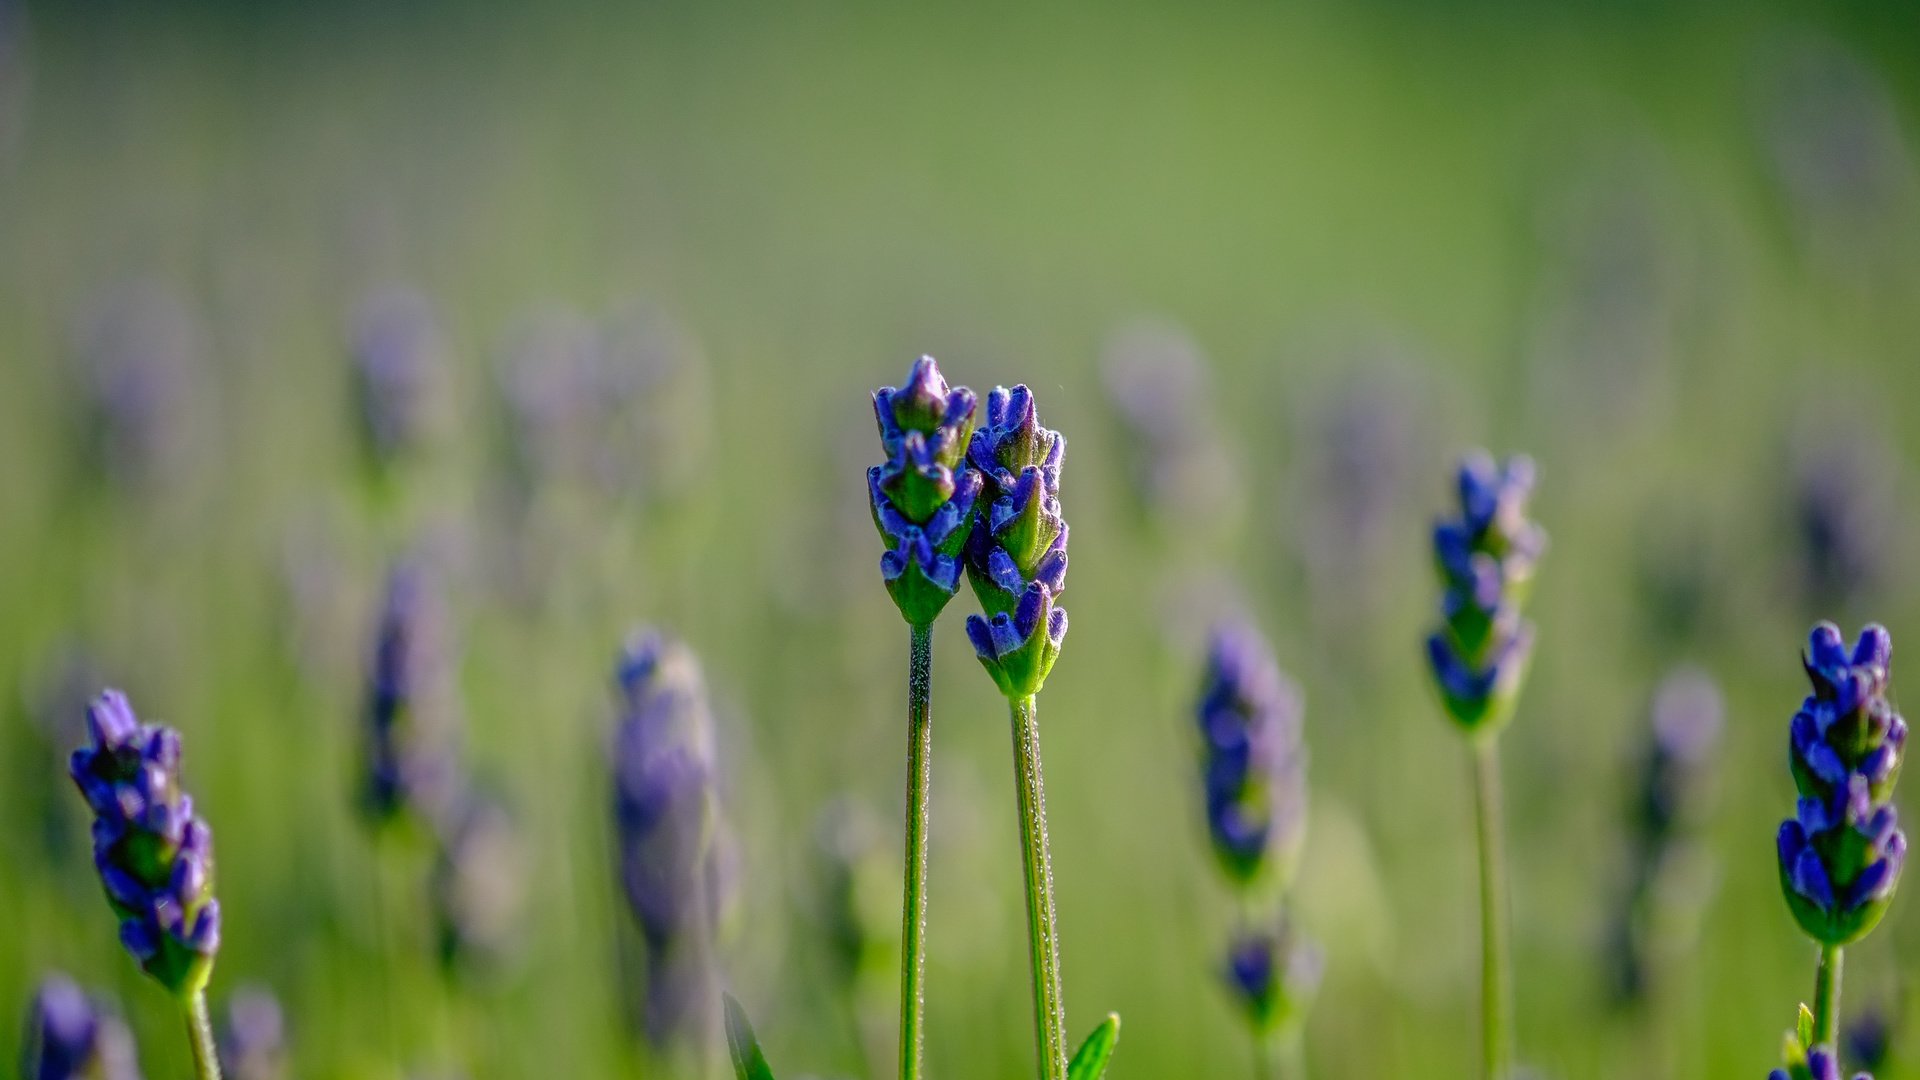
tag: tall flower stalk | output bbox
[1197,621,1321,1079]
[1769,623,1906,1080]
[1424,452,1546,1080]
[69,690,225,1080]
[868,356,980,1080]
[963,384,1080,1080]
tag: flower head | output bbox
[361,559,463,827]
[1790,432,1894,617]
[350,287,447,469]
[964,385,1069,698]
[218,986,288,1080]
[1223,913,1323,1039]
[1609,667,1725,1005]
[1099,320,1239,536]
[68,691,220,998]
[72,281,202,493]
[1426,451,1547,736]
[431,790,528,972]
[612,628,733,1047]
[20,974,142,1080]
[869,356,982,626]
[1196,620,1307,890]
[1777,623,1906,946]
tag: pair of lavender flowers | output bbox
[725,357,1115,1080]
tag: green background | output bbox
[3,2,1919,1077]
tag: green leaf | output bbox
[723,994,778,1080]
[1067,1013,1121,1080]
[1795,1002,1814,1050]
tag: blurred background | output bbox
[3,1,1919,1077]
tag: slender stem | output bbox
[899,623,935,1080]
[1010,695,1068,1080]
[1470,737,1513,1080]
[1813,943,1843,1047]
[1252,1031,1274,1080]
[185,990,224,1080]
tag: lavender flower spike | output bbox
[21,974,142,1080]
[361,559,462,828]
[870,355,982,626]
[431,790,528,973]
[1777,623,1907,947]
[613,628,732,1050]
[1225,913,1324,1041]
[1197,620,1308,890]
[964,385,1069,699]
[1426,451,1547,736]
[69,690,220,999]
[218,987,288,1080]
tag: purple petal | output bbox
[964,615,995,660]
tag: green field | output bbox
[3,3,1920,1077]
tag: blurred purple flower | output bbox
[431,789,528,972]
[612,628,732,1050]
[350,286,448,468]
[218,986,287,1080]
[1224,912,1322,1038]
[1756,38,1910,242]
[71,281,204,492]
[20,974,142,1080]
[1426,451,1547,735]
[1099,320,1240,537]
[1196,620,1307,890]
[1608,667,1725,1005]
[1789,430,1896,618]
[361,558,463,827]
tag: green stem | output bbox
[1010,695,1068,1080]
[1813,943,1843,1048]
[899,623,935,1080]
[186,989,224,1080]
[1471,737,1512,1080]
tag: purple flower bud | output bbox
[1788,429,1895,616]
[964,385,1070,699]
[1426,451,1546,736]
[350,287,447,468]
[70,281,204,493]
[1098,320,1240,536]
[431,790,528,973]
[870,357,981,626]
[1609,668,1725,1005]
[68,691,220,998]
[1196,621,1307,891]
[1843,1003,1893,1074]
[1223,912,1322,1038]
[21,974,142,1080]
[218,986,288,1080]
[360,559,463,827]
[1778,623,1906,946]
[611,628,732,1050]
